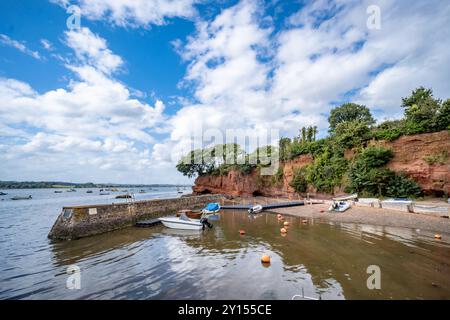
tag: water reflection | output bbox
[46,210,450,300]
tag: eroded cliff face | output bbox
[378,131,450,196]
[193,131,450,197]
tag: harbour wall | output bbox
[48,194,224,240]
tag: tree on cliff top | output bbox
[401,87,450,134]
[328,103,375,132]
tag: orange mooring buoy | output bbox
[320,209,325,213]
[239,229,246,235]
[261,255,271,263]
[435,234,442,240]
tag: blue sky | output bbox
[0,0,449,184]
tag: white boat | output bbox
[159,215,203,230]
[356,198,381,208]
[248,204,263,214]
[412,204,449,216]
[332,193,358,201]
[328,201,351,212]
[381,199,413,212]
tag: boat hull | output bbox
[329,201,351,212]
[159,217,203,230]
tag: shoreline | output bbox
[225,196,450,235]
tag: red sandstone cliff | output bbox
[193,131,450,197]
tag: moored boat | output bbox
[159,214,212,230]
[201,202,220,214]
[11,195,32,200]
[176,209,202,219]
[115,194,132,199]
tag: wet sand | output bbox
[227,197,450,234]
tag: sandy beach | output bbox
[227,197,450,234]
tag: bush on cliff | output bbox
[347,146,420,197]
[305,148,348,193]
[289,167,308,193]
[385,173,421,198]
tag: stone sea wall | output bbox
[48,194,224,240]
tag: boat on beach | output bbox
[333,193,358,201]
[54,191,63,193]
[329,201,351,212]
[11,195,32,200]
[248,204,263,214]
[0,192,8,196]
[381,199,413,212]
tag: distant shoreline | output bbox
[0,181,192,189]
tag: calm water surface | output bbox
[0,188,449,299]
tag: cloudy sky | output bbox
[0,0,449,184]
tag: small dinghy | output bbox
[201,202,221,214]
[159,213,213,230]
[328,200,351,212]
[248,204,263,214]
[0,192,7,196]
[54,191,63,193]
[176,209,202,219]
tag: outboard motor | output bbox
[200,218,213,230]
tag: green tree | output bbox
[333,120,372,149]
[301,127,307,142]
[436,99,450,130]
[306,126,313,142]
[279,137,291,161]
[401,87,441,134]
[328,103,375,132]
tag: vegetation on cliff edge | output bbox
[177,87,449,197]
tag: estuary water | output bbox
[0,188,449,299]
